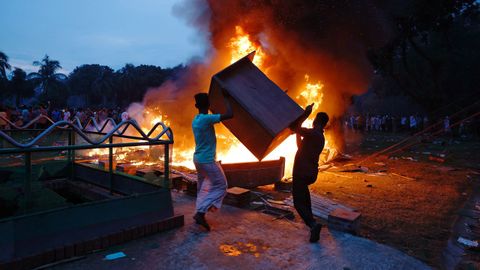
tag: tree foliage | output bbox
[368,0,480,114]
[27,55,68,103]
[11,68,34,107]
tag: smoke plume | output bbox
[129,0,392,161]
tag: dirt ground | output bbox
[310,130,480,267]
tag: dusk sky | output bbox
[0,0,206,74]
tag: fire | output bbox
[83,25,336,179]
[228,26,265,67]
[214,72,329,177]
[297,74,324,112]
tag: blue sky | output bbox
[0,0,206,74]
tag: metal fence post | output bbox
[109,136,114,194]
[164,143,169,188]
[69,129,76,180]
[24,152,32,212]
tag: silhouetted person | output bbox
[290,103,329,242]
[192,92,233,231]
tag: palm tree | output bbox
[27,55,67,99]
[0,51,11,79]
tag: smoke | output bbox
[129,0,392,159]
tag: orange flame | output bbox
[84,25,335,177]
[228,26,265,67]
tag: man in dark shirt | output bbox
[290,103,329,242]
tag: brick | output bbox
[177,215,185,226]
[94,239,102,251]
[19,256,36,270]
[145,224,152,235]
[43,249,56,264]
[0,261,17,270]
[1,260,21,270]
[74,242,86,256]
[165,219,172,229]
[328,209,361,233]
[101,236,110,249]
[123,230,133,242]
[55,247,65,261]
[117,231,125,244]
[130,228,137,239]
[84,239,95,253]
[329,209,361,222]
[65,245,75,258]
[27,253,45,270]
[157,221,165,232]
[137,226,145,238]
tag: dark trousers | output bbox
[292,175,316,228]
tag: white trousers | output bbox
[194,161,228,213]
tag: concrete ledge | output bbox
[0,215,184,270]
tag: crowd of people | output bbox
[345,113,479,136]
[0,103,129,129]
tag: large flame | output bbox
[228,26,265,67]
[84,25,336,178]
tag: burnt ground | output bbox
[310,130,480,268]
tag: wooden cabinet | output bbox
[209,54,304,160]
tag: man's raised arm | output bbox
[220,90,233,121]
[289,103,314,132]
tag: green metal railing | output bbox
[0,116,174,213]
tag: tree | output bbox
[0,51,11,79]
[0,51,11,100]
[10,68,34,107]
[117,63,136,106]
[368,0,480,115]
[114,64,184,107]
[27,55,68,101]
[68,64,115,106]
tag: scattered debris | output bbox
[390,173,415,181]
[267,199,287,205]
[435,166,456,173]
[251,201,264,206]
[318,164,333,171]
[323,171,353,179]
[104,252,127,260]
[262,204,295,220]
[367,172,387,177]
[457,237,479,248]
[328,208,361,234]
[285,193,358,223]
[374,162,386,166]
[366,184,373,188]
[274,178,292,191]
[429,156,445,163]
[339,165,369,173]
[323,171,353,178]
[401,156,418,162]
[224,187,251,208]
